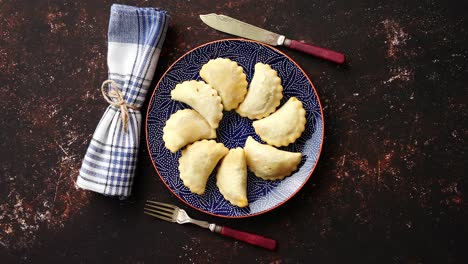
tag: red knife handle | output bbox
[217,226,277,251]
[284,39,346,64]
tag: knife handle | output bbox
[284,39,346,64]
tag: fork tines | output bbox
[144,200,178,222]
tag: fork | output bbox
[144,200,277,251]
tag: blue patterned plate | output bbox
[146,39,324,218]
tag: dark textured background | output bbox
[1,0,467,263]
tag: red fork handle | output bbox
[217,226,277,251]
[284,39,346,64]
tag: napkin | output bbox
[76,4,169,197]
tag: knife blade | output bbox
[200,13,346,64]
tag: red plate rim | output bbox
[145,38,325,218]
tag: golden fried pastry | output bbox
[200,58,248,111]
[253,97,306,147]
[244,136,302,180]
[163,109,216,153]
[236,63,283,119]
[216,148,248,207]
[171,80,223,128]
[179,140,229,194]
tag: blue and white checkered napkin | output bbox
[76,4,169,197]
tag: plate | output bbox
[146,39,324,218]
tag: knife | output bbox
[200,13,346,64]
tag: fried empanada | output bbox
[244,136,302,181]
[199,58,248,111]
[236,63,283,119]
[163,109,216,153]
[179,140,229,195]
[216,148,248,207]
[171,80,223,128]
[253,97,306,147]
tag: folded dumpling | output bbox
[200,58,248,111]
[179,140,229,195]
[236,63,283,119]
[163,109,216,153]
[171,80,223,128]
[253,97,306,147]
[244,136,302,181]
[216,148,248,207]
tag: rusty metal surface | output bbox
[1,0,466,263]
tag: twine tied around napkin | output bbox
[101,80,139,132]
[76,4,169,197]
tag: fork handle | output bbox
[216,226,277,251]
